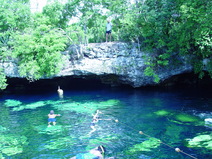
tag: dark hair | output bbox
[97,145,106,154]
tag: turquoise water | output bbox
[0,87,211,159]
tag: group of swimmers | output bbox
[47,110,113,159]
[46,87,114,158]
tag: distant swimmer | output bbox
[48,110,61,127]
[57,86,63,98]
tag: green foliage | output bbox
[0,0,211,88]
[144,66,160,83]
[0,0,31,32]
[10,25,68,81]
[42,1,67,29]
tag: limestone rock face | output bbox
[1,42,194,87]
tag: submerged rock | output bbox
[205,118,212,124]
[185,133,212,150]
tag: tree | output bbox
[42,1,68,29]
[9,22,68,81]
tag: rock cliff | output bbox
[1,42,198,87]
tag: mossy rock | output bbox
[185,133,212,150]
[126,137,161,154]
[4,99,22,107]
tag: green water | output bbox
[0,87,211,159]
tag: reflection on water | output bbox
[0,87,211,159]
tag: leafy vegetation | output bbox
[0,0,211,89]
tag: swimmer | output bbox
[70,145,106,159]
[48,110,61,127]
[89,111,111,135]
[92,110,101,120]
[57,86,63,98]
[90,118,98,130]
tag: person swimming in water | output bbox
[92,110,101,120]
[89,110,111,135]
[48,110,61,127]
[70,145,106,159]
[90,118,98,131]
[57,86,63,98]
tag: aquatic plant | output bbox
[44,137,75,150]
[4,99,22,107]
[175,113,200,123]
[154,110,171,116]
[0,125,7,132]
[6,99,62,112]
[126,137,161,154]
[86,135,118,150]
[167,112,204,126]
[53,99,120,114]
[164,124,185,144]
[34,125,64,135]
[0,135,28,156]
[186,133,212,150]
[13,101,46,111]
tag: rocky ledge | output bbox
[1,42,211,88]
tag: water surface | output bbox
[0,87,211,159]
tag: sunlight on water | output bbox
[0,88,211,159]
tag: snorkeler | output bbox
[48,110,61,127]
[70,145,106,159]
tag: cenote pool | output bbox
[0,86,211,159]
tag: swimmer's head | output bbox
[97,145,106,154]
[50,110,54,114]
